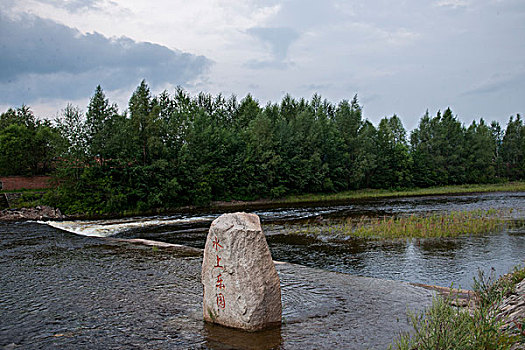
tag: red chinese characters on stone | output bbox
[212,236,223,251]
[212,236,226,309]
[216,273,225,289]
[214,255,224,269]
[217,293,226,309]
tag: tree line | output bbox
[0,80,523,214]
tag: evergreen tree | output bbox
[129,80,164,165]
[411,108,466,186]
[375,115,412,188]
[3,81,522,214]
[355,120,378,188]
[335,95,363,188]
[85,85,118,162]
[411,110,435,187]
[465,119,497,183]
[0,105,62,176]
[501,115,524,180]
[0,105,36,130]
[235,94,260,129]
[440,108,466,184]
[490,121,504,179]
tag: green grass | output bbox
[280,181,525,205]
[390,266,525,350]
[286,209,513,239]
[5,191,46,208]
[347,209,508,239]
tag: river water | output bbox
[1,192,524,349]
[48,191,525,289]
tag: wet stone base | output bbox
[1,222,433,349]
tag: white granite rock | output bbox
[202,212,282,331]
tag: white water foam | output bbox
[38,215,217,237]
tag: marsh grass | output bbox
[347,209,507,239]
[390,266,525,350]
[286,209,511,239]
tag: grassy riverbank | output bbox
[3,181,525,218]
[391,265,525,350]
[279,181,525,205]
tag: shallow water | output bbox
[2,192,524,348]
[52,191,525,289]
[1,222,432,349]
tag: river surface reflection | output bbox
[1,222,432,349]
[1,192,524,349]
[105,191,525,289]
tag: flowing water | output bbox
[49,191,525,289]
[1,192,524,349]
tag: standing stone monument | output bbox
[202,212,282,331]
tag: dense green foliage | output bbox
[0,106,62,176]
[1,81,524,214]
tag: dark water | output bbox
[108,192,525,289]
[1,192,524,349]
[0,222,432,349]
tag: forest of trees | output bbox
[0,81,524,214]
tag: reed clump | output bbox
[345,209,507,239]
[284,208,517,239]
[390,265,525,350]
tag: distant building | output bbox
[0,176,54,191]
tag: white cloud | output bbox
[1,0,523,130]
[435,0,470,8]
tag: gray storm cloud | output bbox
[0,12,212,105]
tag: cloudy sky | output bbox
[1,0,524,130]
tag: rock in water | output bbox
[202,212,282,331]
